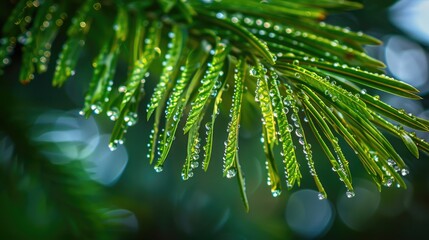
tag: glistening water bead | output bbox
[108,142,117,151]
[346,190,355,198]
[154,165,163,173]
[272,189,281,197]
[226,168,237,178]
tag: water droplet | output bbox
[226,168,237,178]
[294,72,301,78]
[291,113,298,121]
[271,189,281,197]
[292,60,299,65]
[124,112,138,126]
[283,99,291,106]
[154,165,163,173]
[318,192,325,200]
[360,89,367,95]
[401,168,409,176]
[385,178,393,187]
[118,85,126,93]
[250,67,258,76]
[303,116,309,122]
[346,190,355,198]
[108,142,118,151]
[295,128,303,137]
[216,12,225,19]
[284,107,289,114]
[293,121,300,128]
[205,122,211,130]
[107,108,119,121]
[90,104,102,114]
[191,161,199,169]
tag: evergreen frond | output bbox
[2,0,429,208]
[223,58,245,178]
[271,74,302,189]
[183,39,228,133]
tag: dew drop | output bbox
[283,99,291,106]
[271,189,281,197]
[318,192,325,200]
[191,161,199,169]
[118,85,126,93]
[226,168,237,178]
[154,165,163,173]
[385,178,394,187]
[284,107,289,114]
[293,121,300,128]
[90,104,102,114]
[303,116,309,122]
[108,142,118,151]
[294,72,300,78]
[346,190,355,198]
[295,128,303,137]
[216,12,225,19]
[250,67,258,76]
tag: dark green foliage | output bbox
[1,0,429,208]
[0,98,109,238]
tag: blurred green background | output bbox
[1,0,429,239]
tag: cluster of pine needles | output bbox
[1,0,429,210]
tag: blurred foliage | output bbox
[0,94,114,239]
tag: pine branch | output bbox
[1,0,428,208]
